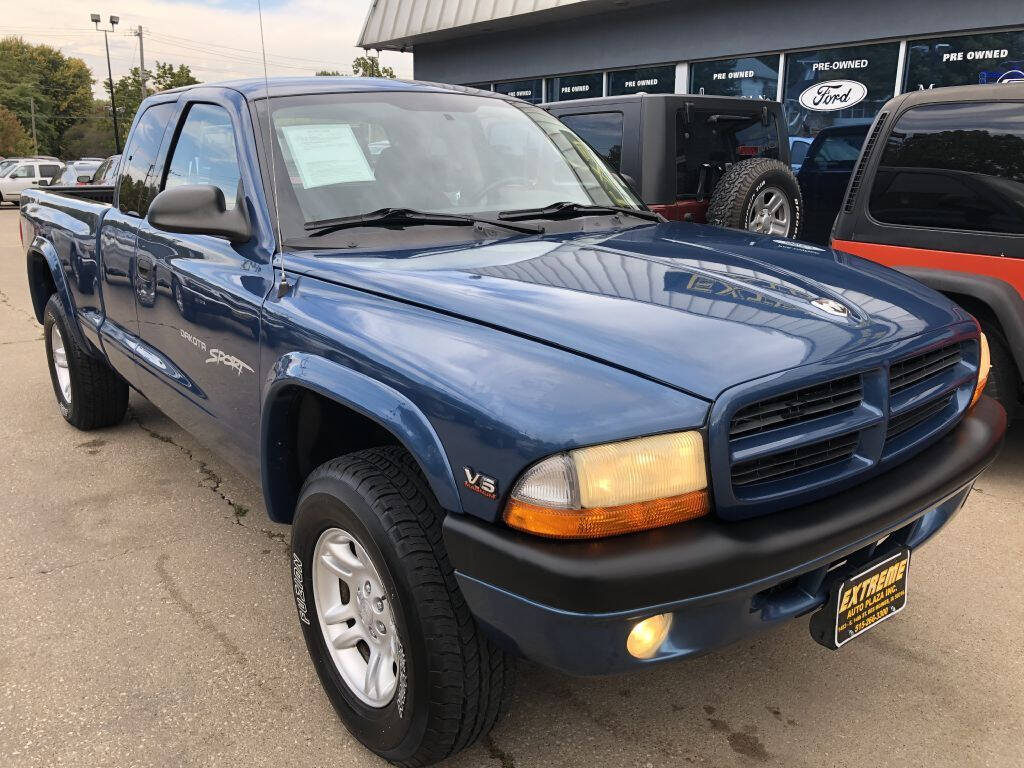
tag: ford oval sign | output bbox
[798,80,868,112]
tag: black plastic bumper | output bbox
[442,397,1006,673]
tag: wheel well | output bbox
[943,292,1003,338]
[28,251,56,323]
[263,386,403,524]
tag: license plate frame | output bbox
[810,548,911,650]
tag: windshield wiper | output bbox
[497,201,662,223]
[304,207,543,237]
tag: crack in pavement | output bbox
[128,408,288,549]
[0,288,38,324]
[0,535,197,584]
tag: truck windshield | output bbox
[259,90,641,244]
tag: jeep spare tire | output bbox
[707,157,803,239]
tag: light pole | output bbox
[91,13,121,153]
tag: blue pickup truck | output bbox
[21,78,1005,766]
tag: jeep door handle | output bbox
[136,256,155,278]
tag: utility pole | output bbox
[90,13,121,153]
[135,25,147,102]
[29,97,38,154]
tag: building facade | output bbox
[359,0,1024,139]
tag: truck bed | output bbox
[38,185,115,206]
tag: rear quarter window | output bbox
[868,101,1024,235]
[118,103,176,217]
[558,112,624,171]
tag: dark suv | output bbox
[545,93,803,238]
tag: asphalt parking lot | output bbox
[0,204,1022,768]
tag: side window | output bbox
[11,165,35,179]
[39,164,62,179]
[676,109,779,197]
[802,133,864,172]
[118,102,175,217]
[869,101,1024,235]
[558,112,624,171]
[164,103,242,209]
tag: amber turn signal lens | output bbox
[504,489,709,539]
[970,333,991,411]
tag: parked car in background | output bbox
[50,160,103,187]
[0,158,63,205]
[544,93,803,238]
[789,135,813,172]
[796,122,871,245]
[833,84,1024,416]
[90,154,121,185]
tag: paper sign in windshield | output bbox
[280,123,374,188]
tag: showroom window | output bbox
[607,65,675,96]
[868,101,1024,235]
[545,72,603,102]
[559,112,624,170]
[783,42,899,140]
[690,55,780,100]
[904,30,1024,91]
[494,78,543,104]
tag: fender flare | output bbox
[260,351,462,524]
[897,266,1024,381]
[26,237,92,353]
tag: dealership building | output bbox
[359,0,1024,139]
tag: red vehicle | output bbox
[832,84,1024,415]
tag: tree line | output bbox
[0,39,396,160]
[0,36,198,159]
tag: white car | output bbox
[0,159,63,205]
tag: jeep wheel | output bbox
[291,447,515,767]
[43,294,129,429]
[707,157,803,239]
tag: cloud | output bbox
[1,0,412,97]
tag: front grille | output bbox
[730,375,863,438]
[732,433,859,487]
[721,337,976,517]
[886,395,954,441]
[889,343,962,394]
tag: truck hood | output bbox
[286,223,966,400]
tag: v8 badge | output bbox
[463,467,497,499]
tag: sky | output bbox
[1,0,413,97]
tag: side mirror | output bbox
[147,184,251,245]
[37,178,50,187]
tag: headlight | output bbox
[970,333,991,411]
[503,431,709,539]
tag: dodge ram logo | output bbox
[811,297,851,317]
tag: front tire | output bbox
[707,157,803,239]
[291,447,514,767]
[43,294,128,429]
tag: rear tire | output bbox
[707,157,803,239]
[291,446,515,767]
[43,294,128,430]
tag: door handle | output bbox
[136,256,155,278]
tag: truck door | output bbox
[4,163,40,200]
[98,102,176,384]
[133,99,273,475]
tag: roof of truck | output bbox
[159,77,501,100]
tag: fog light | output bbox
[626,613,673,659]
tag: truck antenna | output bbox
[256,0,289,297]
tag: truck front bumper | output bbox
[442,397,1006,675]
